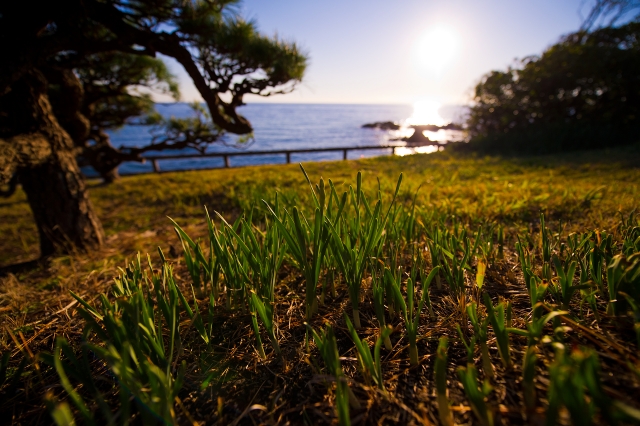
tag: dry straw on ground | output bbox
[1,147,640,425]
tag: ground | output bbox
[1,145,639,425]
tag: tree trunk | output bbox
[1,71,104,257]
[18,152,104,257]
[101,167,120,183]
[45,68,122,184]
[85,131,123,184]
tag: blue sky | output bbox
[166,0,597,105]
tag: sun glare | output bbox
[406,100,446,126]
[414,25,459,77]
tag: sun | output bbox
[406,100,446,126]
[414,25,459,77]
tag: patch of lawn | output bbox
[1,145,640,425]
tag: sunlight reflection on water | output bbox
[395,145,442,156]
[94,102,466,176]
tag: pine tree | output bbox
[0,0,307,257]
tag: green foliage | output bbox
[44,255,186,425]
[438,227,479,298]
[546,345,640,425]
[457,364,494,426]
[72,52,180,131]
[344,314,390,392]
[264,166,345,321]
[516,239,536,295]
[529,277,549,321]
[467,22,640,153]
[46,397,76,426]
[482,293,512,369]
[508,309,570,350]
[370,266,393,350]
[619,291,640,349]
[388,267,439,365]
[4,158,640,424]
[327,171,402,328]
[307,324,352,426]
[150,102,227,149]
[618,211,640,256]
[5,0,308,185]
[425,226,444,290]
[434,337,453,426]
[219,205,286,355]
[457,323,477,366]
[607,252,640,316]
[466,302,494,379]
[550,255,581,310]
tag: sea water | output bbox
[97,103,463,176]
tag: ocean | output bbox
[97,103,465,176]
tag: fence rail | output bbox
[142,144,428,172]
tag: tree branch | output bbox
[0,133,52,185]
[85,0,254,134]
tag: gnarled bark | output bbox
[18,151,104,257]
[1,71,104,257]
[0,133,51,184]
[83,131,125,183]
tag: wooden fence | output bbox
[142,144,419,172]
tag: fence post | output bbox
[118,146,410,175]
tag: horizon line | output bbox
[155,101,468,107]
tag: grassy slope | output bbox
[1,145,640,425]
[3,145,639,268]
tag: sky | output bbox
[163,0,599,106]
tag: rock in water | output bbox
[361,121,401,130]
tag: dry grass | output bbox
[1,145,640,425]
